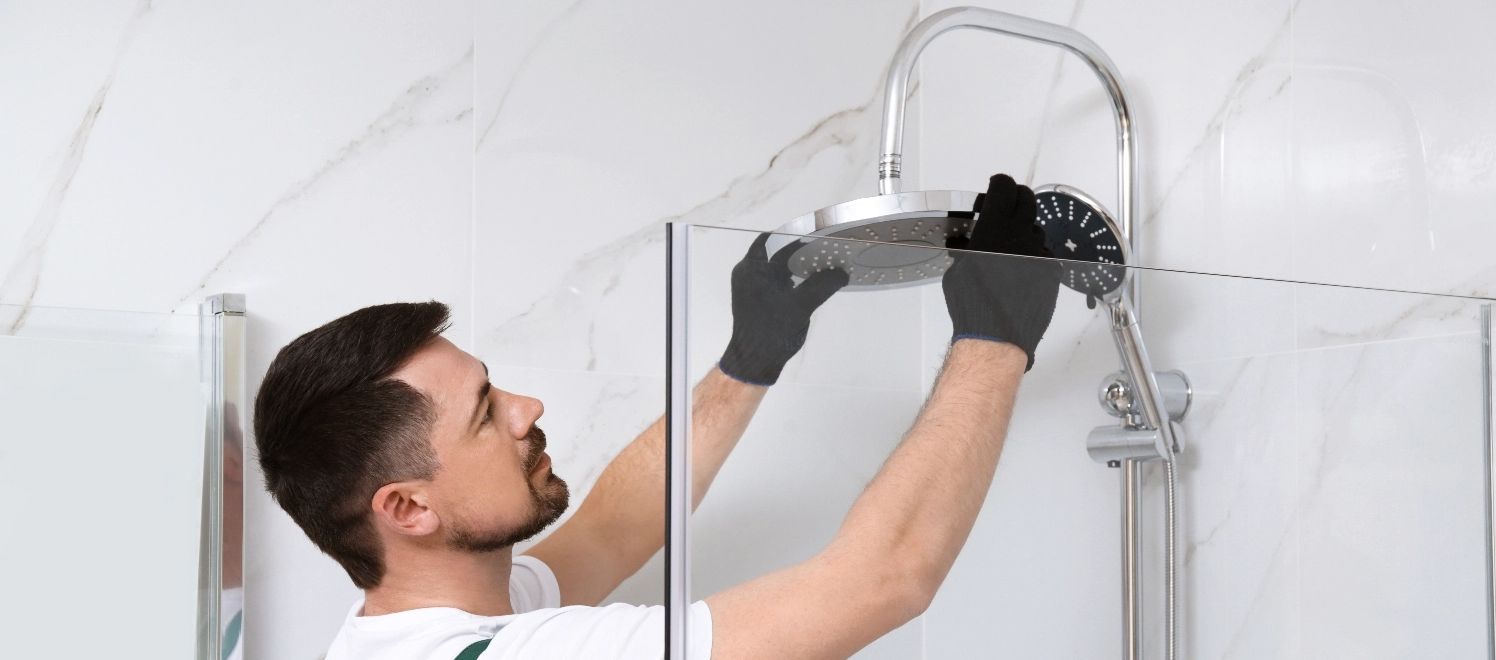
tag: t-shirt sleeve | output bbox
[483,601,714,659]
[509,554,562,613]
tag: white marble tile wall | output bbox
[3,2,474,658]
[6,1,1495,658]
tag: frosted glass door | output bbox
[0,305,205,658]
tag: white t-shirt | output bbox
[324,555,714,659]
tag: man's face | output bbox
[392,337,569,552]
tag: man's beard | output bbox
[448,425,570,553]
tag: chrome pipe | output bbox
[875,6,1138,306]
[665,224,694,658]
[1483,304,1495,659]
[1107,298,1180,660]
[1122,459,1142,660]
[876,9,1158,657]
[1160,461,1182,660]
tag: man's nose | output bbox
[518,395,544,426]
[502,392,544,436]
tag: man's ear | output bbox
[371,482,440,537]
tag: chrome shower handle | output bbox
[1106,298,1182,457]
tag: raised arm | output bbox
[526,233,847,606]
[708,339,1028,658]
[708,174,1062,659]
[525,367,762,606]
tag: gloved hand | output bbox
[942,173,1062,371]
[718,233,850,385]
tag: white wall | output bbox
[4,1,1494,658]
[2,2,473,658]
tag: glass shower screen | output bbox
[0,304,217,657]
[666,223,1494,659]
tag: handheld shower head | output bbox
[1033,184,1129,306]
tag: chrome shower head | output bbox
[1033,183,1129,305]
[767,190,979,291]
[769,183,1130,295]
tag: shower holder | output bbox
[1089,419,1189,465]
[1097,370,1192,421]
[1089,370,1191,464]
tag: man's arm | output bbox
[708,174,1062,658]
[525,366,764,606]
[527,232,846,606]
[706,340,1026,659]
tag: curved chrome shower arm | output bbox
[876,10,1172,660]
[877,6,1139,305]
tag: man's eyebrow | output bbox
[469,362,491,431]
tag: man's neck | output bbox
[361,545,515,617]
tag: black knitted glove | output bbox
[942,174,1062,371]
[719,233,850,385]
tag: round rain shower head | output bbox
[767,190,980,291]
[1033,183,1129,303]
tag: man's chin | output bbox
[446,478,573,553]
[538,475,571,520]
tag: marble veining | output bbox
[1296,268,1494,348]
[1021,0,1088,184]
[172,47,475,310]
[548,375,652,493]
[476,0,588,149]
[1142,0,1299,234]
[1216,523,1300,658]
[0,0,154,334]
[482,76,920,371]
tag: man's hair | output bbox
[254,301,451,589]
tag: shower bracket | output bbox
[1088,369,1191,463]
[1088,418,1189,465]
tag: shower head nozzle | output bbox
[1033,183,1129,304]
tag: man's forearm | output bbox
[825,339,1026,594]
[572,367,765,563]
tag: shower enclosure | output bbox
[661,7,1496,657]
[664,224,1495,658]
[763,8,1183,654]
[0,296,247,660]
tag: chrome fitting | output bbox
[877,154,903,194]
[1096,370,1192,421]
[1087,425,1165,464]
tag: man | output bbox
[254,174,1060,659]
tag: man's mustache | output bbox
[524,425,548,471]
